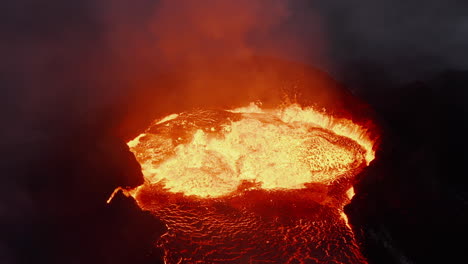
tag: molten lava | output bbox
[112,103,376,263]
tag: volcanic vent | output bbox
[111,102,376,263]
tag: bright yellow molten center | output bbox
[127,103,375,198]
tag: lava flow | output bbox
[111,102,376,264]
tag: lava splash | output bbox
[112,103,376,263]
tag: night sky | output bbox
[1,1,467,263]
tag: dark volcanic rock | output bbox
[347,70,468,264]
[0,123,166,264]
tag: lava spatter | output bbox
[112,103,376,263]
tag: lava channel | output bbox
[110,102,376,264]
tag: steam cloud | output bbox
[3,0,468,126]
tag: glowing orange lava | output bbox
[111,102,376,264]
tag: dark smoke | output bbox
[313,0,468,89]
[1,1,467,264]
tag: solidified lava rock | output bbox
[347,71,468,264]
